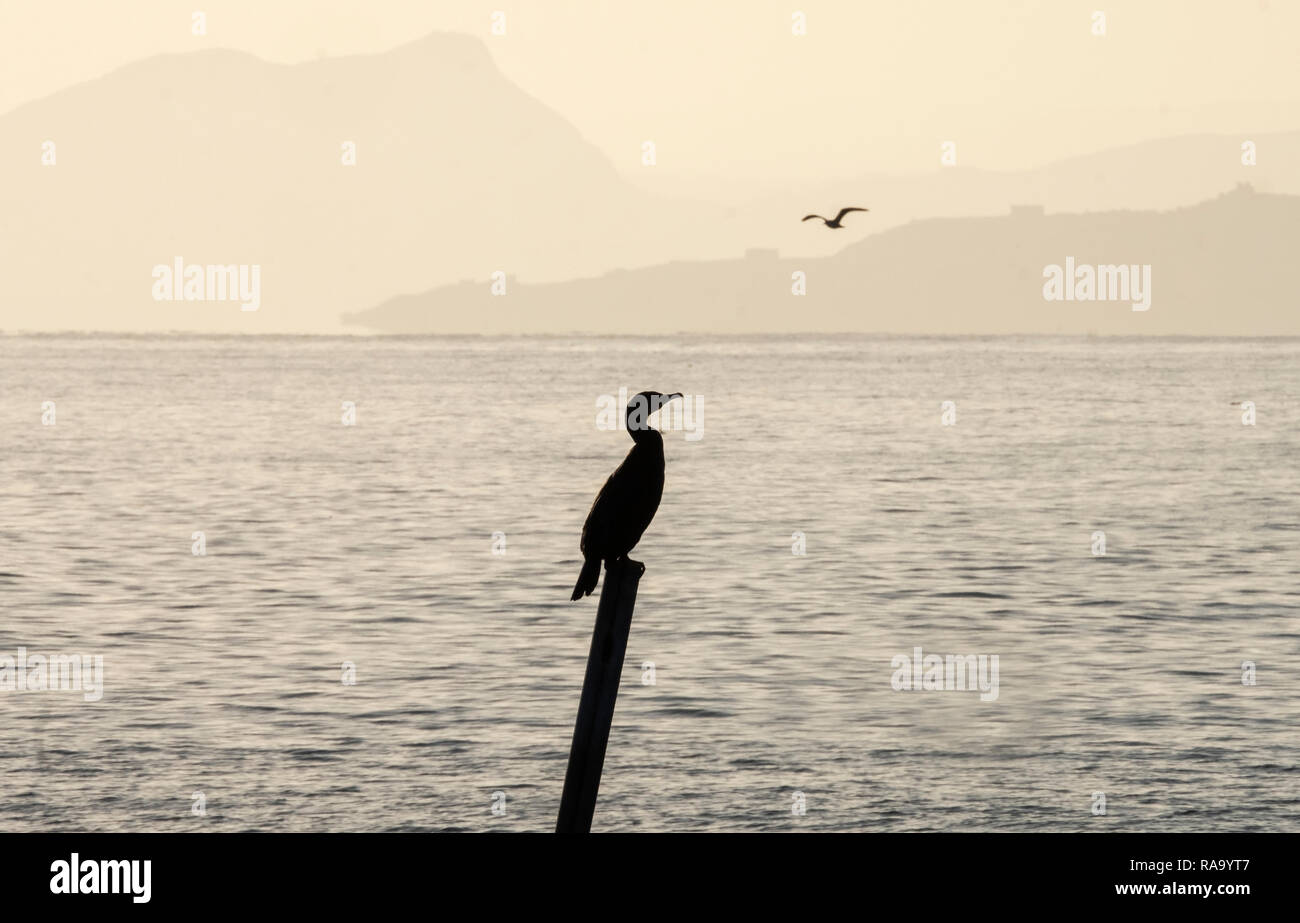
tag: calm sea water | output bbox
[2,335,1298,832]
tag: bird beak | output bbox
[652,393,683,419]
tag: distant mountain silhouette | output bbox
[2,29,1297,334]
[345,184,1299,336]
[683,131,1300,263]
[0,33,724,333]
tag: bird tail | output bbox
[570,557,601,601]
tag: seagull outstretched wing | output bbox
[833,207,868,222]
[801,214,827,223]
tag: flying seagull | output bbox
[802,206,869,228]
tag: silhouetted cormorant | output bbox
[570,391,682,600]
[802,206,868,228]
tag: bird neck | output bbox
[628,426,663,450]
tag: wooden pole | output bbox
[556,558,642,833]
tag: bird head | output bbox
[626,391,683,432]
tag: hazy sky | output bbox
[2,0,1296,180]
